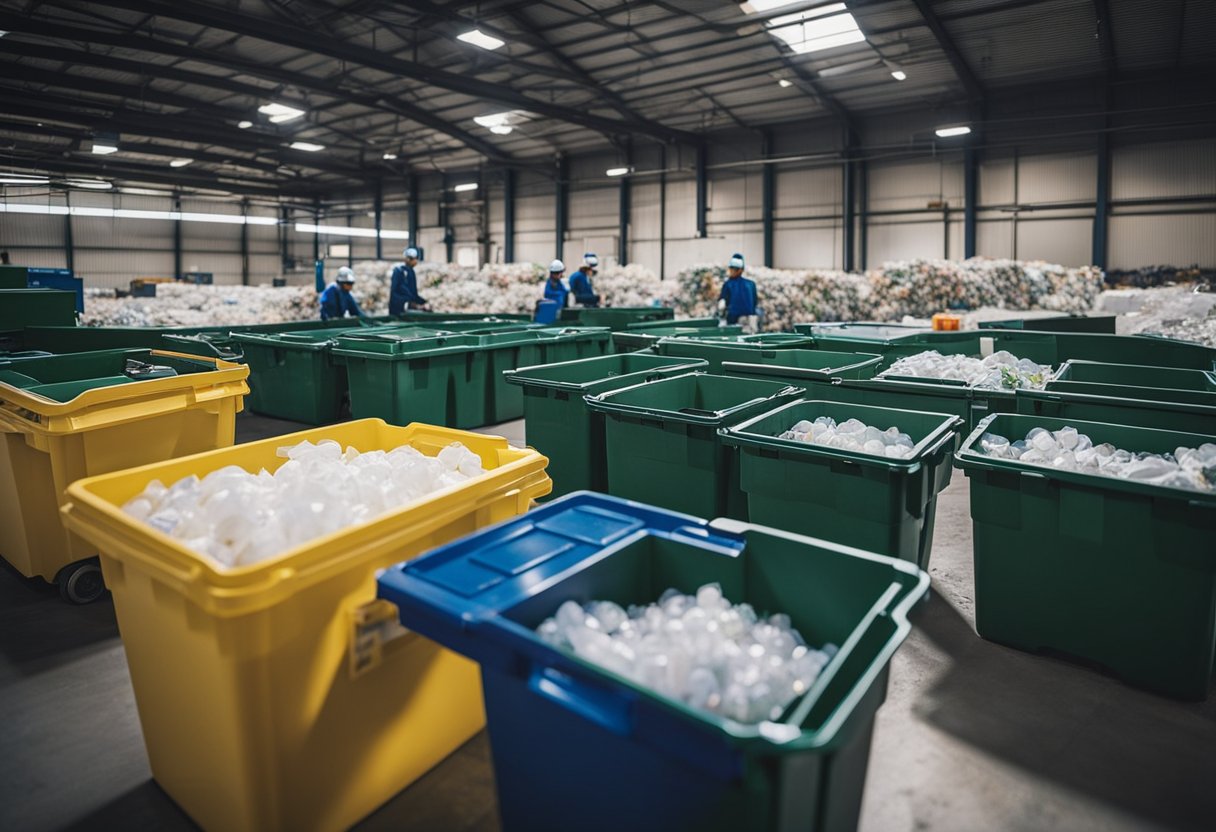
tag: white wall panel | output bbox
[1109,212,1216,270]
[567,186,617,232]
[774,221,840,269]
[1015,217,1091,266]
[976,218,1015,259]
[980,156,1016,206]
[1016,151,1095,205]
[707,171,760,225]
[774,166,839,217]
[867,220,945,264]
[0,212,65,247]
[1112,139,1216,201]
[869,159,962,213]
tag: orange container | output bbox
[932,313,961,331]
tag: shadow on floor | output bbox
[911,591,1216,832]
[60,781,195,832]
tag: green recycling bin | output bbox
[613,324,744,354]
[505,352,708,497]
[586,372,804,519]
[978,314,1117,333]
[663,342,881,378]
[1052,359,1216,392]
[0,288,78,330]
[1016,386,1216,434]
[720,399,963,570]
[559,306,675,329]
[956,413,1216,699]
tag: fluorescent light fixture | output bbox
[0,31,8,38]
[489,125,513,135]
[382,152,398,160]
[121,187,169,196]
[0,203,279,224]
[605,167,630,177]
[295,222,409,239]
[457,29,504,50]
[259,102,305,123]
[891,70,907,81]
[169,158,193,168]
[746,2,866,56]
[935,125,972,138]
[778,79,793,88]
[238,120,253,129]
[289,141,325,152]
[244,216,280,225]
[379,229,411,239]
[0,174,51,185]
[0,203,69,215]
[65,179,112,190]
[453,182,479,192]
[474,112,512,128]
[91,143,119,155]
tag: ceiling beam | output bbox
[908,0,985,102]
[82,0,700,143]
[0,13,516,164]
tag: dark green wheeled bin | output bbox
[586,372,803,519]
[956,413,1216,699]
[504,353,708,497]
[721,400,963,570]
[559,306,674,329]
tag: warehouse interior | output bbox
[1,1,1214,831]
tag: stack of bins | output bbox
[586,372,803,519]
[234,326,446,424]
[720,400,964,570]
[504,353,709,497]
[613,323,743,353]
[376,492,930,832]
[0,349,248,602]
[559,305,674,328]
[60,419,552,832]
[1017,359,1216,433]
[333,332,488,429]
[956,413,1216,699]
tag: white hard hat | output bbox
[404,247,420,259]
[337,266,355,283]
[549,259,565,273]
[583,252,599,268]
[728,253,745,269]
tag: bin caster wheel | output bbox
[56,560,106,604]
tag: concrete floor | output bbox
[1,412,1213,832]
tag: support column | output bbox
[279,205,289,271]
[240,198,249,285]
[859,160,869,270]
[373,182,383,261]
[659,144,668,279]
[1093,132,1110,270]
[64,191,75,273]
[618,144,631,266]
[695,143,707,239]
[964,145,978,258]
[842,156,856,272]
[761,131,774,268]
[503,169,516,262]
[311,198,320,264]
[439,174,453,263]
[555,154,568,260]
[407,175,419,255]
[174,192,183,280]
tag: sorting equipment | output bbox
[376,492,929,832]
[60,419,551,832]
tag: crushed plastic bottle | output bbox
[880,349,1053,390]
[779,415,916,459]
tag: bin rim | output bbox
[1054,358,1216,388]
[503,353,708,392]
[377,491,928,756]
[0,349,249,431]
[954,412,1216,506]
[60,418,552,618]
[720,398,964,473]
[1025,385,1216,414]
[718,350,884,382]
[584,371,804,426]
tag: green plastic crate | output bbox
[721,400,963,570]
[586,372,804,519]
[793,322,930,341]
[623,316,721,331]
[558,306,675,329]
[332,331,488,428]
[532,326,613,365]
[504,353,709,497]
[0,348,218,402]
[956,413,1216,700]
[612,324,743,353]
[0,289,77,330]
[978,315,1117,333]
[0,265,29,289]
[714,348,883,380]
[1053,360,1216,392]
[656,340,845,373]
[1016,386,1216,434]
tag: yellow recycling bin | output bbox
[61,419,551,832]
[0,348,248,601]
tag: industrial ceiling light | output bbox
[382,152,398,160]
[289,141,325,152]
[935,125,972,138]
[605,167,631,177]
[65,179,112,190]
[0,173,51,185]
[169,158,193,168]
[489,125,513,135]
[91,143,118,155]
[777,79,793,88]
[743,1,866,56]
[474,111,522,135]
[453,182,479,192]
[457,29,504,50]
[890,70,907,81]
[258,102,305,123]
[238,120,253,129]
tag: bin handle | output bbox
[528,665,633,736]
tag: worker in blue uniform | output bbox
[718,252,759,327]
[389,247,428,315]
[568,253,600,307]
[543,260,570,308]
[319,266,364,321]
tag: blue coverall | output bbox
[719,276,758,325]
[319,283,363,321]
[543,277,570,309]
[568,268,599,307]
[389,262,425,315]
